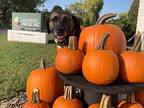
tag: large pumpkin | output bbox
[55,36,85,74]
[26,59,64,104]
[23,88,50,108]
[78,13,126,55]
[135,89,144,106]
[53,85,83,108]
[120,34,144,83]
[117,93,143,108]
[82,33,119,85]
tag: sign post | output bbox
[8,12,48,44]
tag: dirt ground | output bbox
[0,92,26,108]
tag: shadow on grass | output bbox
[48,40,55,44]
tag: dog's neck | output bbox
[57,45,62,49]
[55,39,67,49]
[55,36,69,48]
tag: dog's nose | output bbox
[56,27,64,35]
[57,28,64,32]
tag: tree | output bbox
[51,5,63,12]
[109,0,140,45]
[67,0,103,26]
[41,9,51,30]
[128,0,140,25]
[128,0,140,43]
[109,13,135,41]
[0,0,46,28]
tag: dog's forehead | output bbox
[50,12,60,18]
[50,11,72,19]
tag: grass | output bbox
[0,34,57,100]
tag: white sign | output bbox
[8,30,48,44]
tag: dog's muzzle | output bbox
[55,35,69,46]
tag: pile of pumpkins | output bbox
[22,13,144,108]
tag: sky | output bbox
[40,0,132,14]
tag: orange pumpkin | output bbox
[53,85,83,108]
[23,88,50,108]
[135,89,144,106]
[56,46,67,52]
[26,59,64,104]
[78,13,126,55]
[118,101,143,108]
[88,94,111,108]
[82,33,119,85]
[55,36,85,74]
[117,101,127,108]
[120,34,144,83]
[120,51,144,83]
[117,93,143,108]
[88,104,100,108]
[57,45,62,52]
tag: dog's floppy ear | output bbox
[46,18,51,34]
[72,15,81,38]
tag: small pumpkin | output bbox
[55,36,85,74]
[82,33,119,85]
[117,93,143,108]
[120,33,144,83]
[88,94,111,108]
[23,88,50,108]
[135,89,144,106]
[117,101,127,108]
[53,85,83,108]
[26,59,64,104]
[78,13,126,55]
[56,45,67,52]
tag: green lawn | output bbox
[0,35,57,100]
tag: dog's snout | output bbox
[57,28,64,32]
[56,26,64,34]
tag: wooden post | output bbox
[136,0,144,50]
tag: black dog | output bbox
[46,10,81,47]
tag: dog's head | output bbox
[46,10,81,46]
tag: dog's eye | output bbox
[63,16,69,22]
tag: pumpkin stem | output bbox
[97,33,110,50]
[63,85,74,100]
[131,32,142,51]
[68,36,78,50]
[63,86,68,99]
[69,86,72,100]
[100,94,111,108]
[96,13,117,25]
[32,88,40,103]
[40,58,46,69]
[127,93,136,104]
[100,94,106,108]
